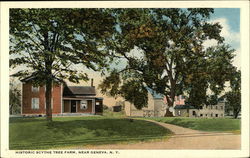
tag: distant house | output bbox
[21,77,103,116]
[174,102,225,118]
[124,87,167,117]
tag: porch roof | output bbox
[63,96,102,100]
[63,86,96,96]
[174,105,196,109]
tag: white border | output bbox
[1,1,249,158]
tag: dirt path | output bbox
[74,119,241,150]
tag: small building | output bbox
[124,87,167,117]
[21,76,103,116]
[174,105,197,117]
[174,102,225,118]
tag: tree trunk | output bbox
[233,108,240,119]
[44,32,53,122]
[164,95,174,117]
[45,79,52,122]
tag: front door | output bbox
[71,100,77,113]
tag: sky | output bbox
[209,8,240,68]
[10,8,241,107]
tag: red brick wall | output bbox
[22,83,62,115]
[51,84,62,114]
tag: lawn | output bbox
[9,116,172,150]
[145,117,241,133]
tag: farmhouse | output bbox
[21,77,103,116]
[174,102,225,118]
[124,85,225,118]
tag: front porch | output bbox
[63,98,95,114]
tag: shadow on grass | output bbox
[46,118,169,137]
[9,117,44,123]
[10,118,171,150]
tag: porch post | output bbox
[61,84,63,114]
[92,99,95,114]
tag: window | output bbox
[200,114,203,117]
[215,114,218,117]
[80,100,88,110]
[221,106,223,110]
[178,110,181,116]
[32,85,39,92]
[215,106,218,109]
[192,111,196,116]
[96,102,100,105]
[32,98,39,109]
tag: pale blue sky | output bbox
[213,8,240,32]
[211,8,240,51]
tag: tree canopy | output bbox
[224,70,241,119]
[10,8,238,118]
[10,8,116,121]
[99,8,236,115]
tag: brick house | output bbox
[21,77,103,116]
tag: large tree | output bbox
[99,8,235,116]
[224,70,241,119]
[10,9,115,121]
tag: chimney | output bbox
[91,78,94,87]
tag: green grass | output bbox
[102,110,126,118]
[145,117,241,133]
[9,116,172,150]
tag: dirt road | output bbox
[74,120,241,150]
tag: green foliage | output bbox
[10,8,115,84]
[9,117,172,149]
[9,81,21,115]
[224,70,241,119]
[99,8,235,112]
[184,44,236,107]
[99,70,121,97]
[10,9,116,121]
[120,80,148,109]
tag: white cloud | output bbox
[211,18,240,47]
[203,18,241,68]
[204,18,240,48]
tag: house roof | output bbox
[145,87,164,99]
[174,105,196,109]
[20,72,63,83]
[20,72,41,82]
[63,86,96,96]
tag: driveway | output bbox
[73,119,241,150]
